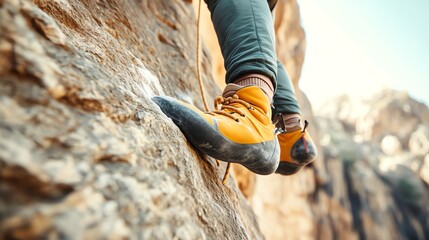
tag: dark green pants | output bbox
[205,0,301,115]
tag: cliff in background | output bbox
[0,0,262,239]
[316,90,429,240]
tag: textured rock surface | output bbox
[0,0,263,239]
[3,0,429,239]
[409,125,429,156]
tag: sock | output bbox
[234,74,274,102]
[274,113,301,132]
[283,113,301,132]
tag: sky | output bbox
[297,0,429,108]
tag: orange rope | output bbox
[196,0,231,185]
[196,0,210,112]
[222,162,232,185]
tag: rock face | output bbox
[355,90,429,147]
[315,90,429,240]
[0,0,263,239]
[2,0,429,239]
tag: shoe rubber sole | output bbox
[153,96,280,175]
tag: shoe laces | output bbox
[208,94,254,122]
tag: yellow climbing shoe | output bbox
[274,116,317,175]
[152,84,280,175]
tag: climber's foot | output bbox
[274,114,317,175]
[152,84,280,175]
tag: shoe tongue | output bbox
[222,84,244,98]
[223,84,270,114]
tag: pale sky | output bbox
[298,0,429,108]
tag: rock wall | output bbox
[0,0,264,239]
[2,0,428,239]
[316,90,429,240]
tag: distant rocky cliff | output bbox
[314,90,429,240]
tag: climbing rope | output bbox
[196,0,210,112]
[196,0,232,185]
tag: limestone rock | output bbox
[319,89,429,148]
[355,89,429,146]
[381,135,403,156]
[409,124,429,156]
[274,0,306,86]
[3,0,429,239]
[318,95,368,132]
[317,91,429,240]
[0,0,263,239]
[421,155,429,185]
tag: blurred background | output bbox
[299,0,429,108]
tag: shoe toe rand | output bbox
[152,96,280,175]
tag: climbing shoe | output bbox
[152,84,280,175]
[274,114,317,175]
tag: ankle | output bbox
[275,113,301,132]
[234,74,274,101]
